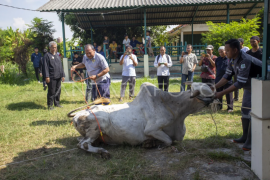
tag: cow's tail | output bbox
[67,97,110,118]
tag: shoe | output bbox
[129,96,133,100]
[55,105,63,108]
[43,85,47,91]
[119,98,123,102]
[48,106,54,110]
[234,98,238,101]
[228,109,233,113]
[242,123,251,151]
[233,118,250,143]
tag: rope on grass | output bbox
[0,148,78,168]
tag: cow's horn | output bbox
[185,81,193,86]
[190,90,200,98]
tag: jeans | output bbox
[181,71,194,91]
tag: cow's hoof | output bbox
[142,139,163,148]
[100,151,110,159]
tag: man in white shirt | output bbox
[180,44,198,91]
[123,35,130,47]
[154,46,173,92]
[119,45,138,101]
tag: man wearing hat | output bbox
[199,45,217,84]
[246,36,263,61]
[238,38,249,53]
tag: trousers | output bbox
[47,78,61,106]
[120,76,136,97]
[157,76,170,92]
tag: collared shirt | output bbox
[43,52,65,79]
[182,53,198,75]
[31,53,42,68]
[123,38,130,47]
[82,52,110,83]
[130,40,141,48]
[246,48,263,61]
[215,56,232,84]
[200,55,217,79]
[154,54,173,76]
[241,46,250,53]
[109,43,117,52]
[120,54,138,76]
[223,51,262,90]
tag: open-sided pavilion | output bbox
[38,1,270,179]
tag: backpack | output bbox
[157,54,170,63]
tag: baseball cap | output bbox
[206,45,214,50]
[250,36,260,42]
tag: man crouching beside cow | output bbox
[68,80,215,158]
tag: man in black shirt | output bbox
[215,39,262,151]
[246,36,263,61]
[43,41,65,110]
[71,52,84,80]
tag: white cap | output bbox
[206,45,214,50]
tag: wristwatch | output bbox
[96,74,99,79]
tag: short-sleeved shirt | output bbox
[246,48,263,61]
[72,57,82,65]
[215,56,232,84]
[123,39,130,47]
[109,43,117,52]
[182,53,198,75]
[200,55,217,79]
[120,54,138,76]
[241,46,250,53]
[223,51,262,90]
[97,51,105,57]
[130,40,141,48]
[103,39,109,49]
[82,52,110,83]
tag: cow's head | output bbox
[188,82,215,106]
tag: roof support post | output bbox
[61,12,67,58]
[227,4,230,24]
[144,9,147,55]
[244,3,258,19]
[261,0,269,80]
[192,6,199,45]
[91,27,93,45]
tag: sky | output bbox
[0,0,178,40]
[0,0,73,39]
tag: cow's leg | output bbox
[78,137,110,159]
[144,125,172,146]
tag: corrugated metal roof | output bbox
[37,0,264,29]
[37,0,263,11]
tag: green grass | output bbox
[0,76,245,179]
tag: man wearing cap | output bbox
[199,45,217,84]
[119,45,138,101]
[71,44,111,103]
[246,36,263,61]
[215,46,233,113]
[215,39,262,151]
[238,38,250,53]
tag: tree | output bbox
[202,17,261,55]
[27,17,55,52]
[146,26,169,47]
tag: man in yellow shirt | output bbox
[109,40,118,62]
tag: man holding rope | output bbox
[70,44,111,104]
[215,39,262,151]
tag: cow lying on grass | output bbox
[68,82,215,158]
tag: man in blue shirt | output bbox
[215,39,262,151]
[31,47,42,82]
[97,46,105,57]
[130,37,142,53]
[215,46,233,113]
[93,42,98,52]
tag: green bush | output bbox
[202,17,261,55]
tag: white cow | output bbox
[69,82,215,158]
